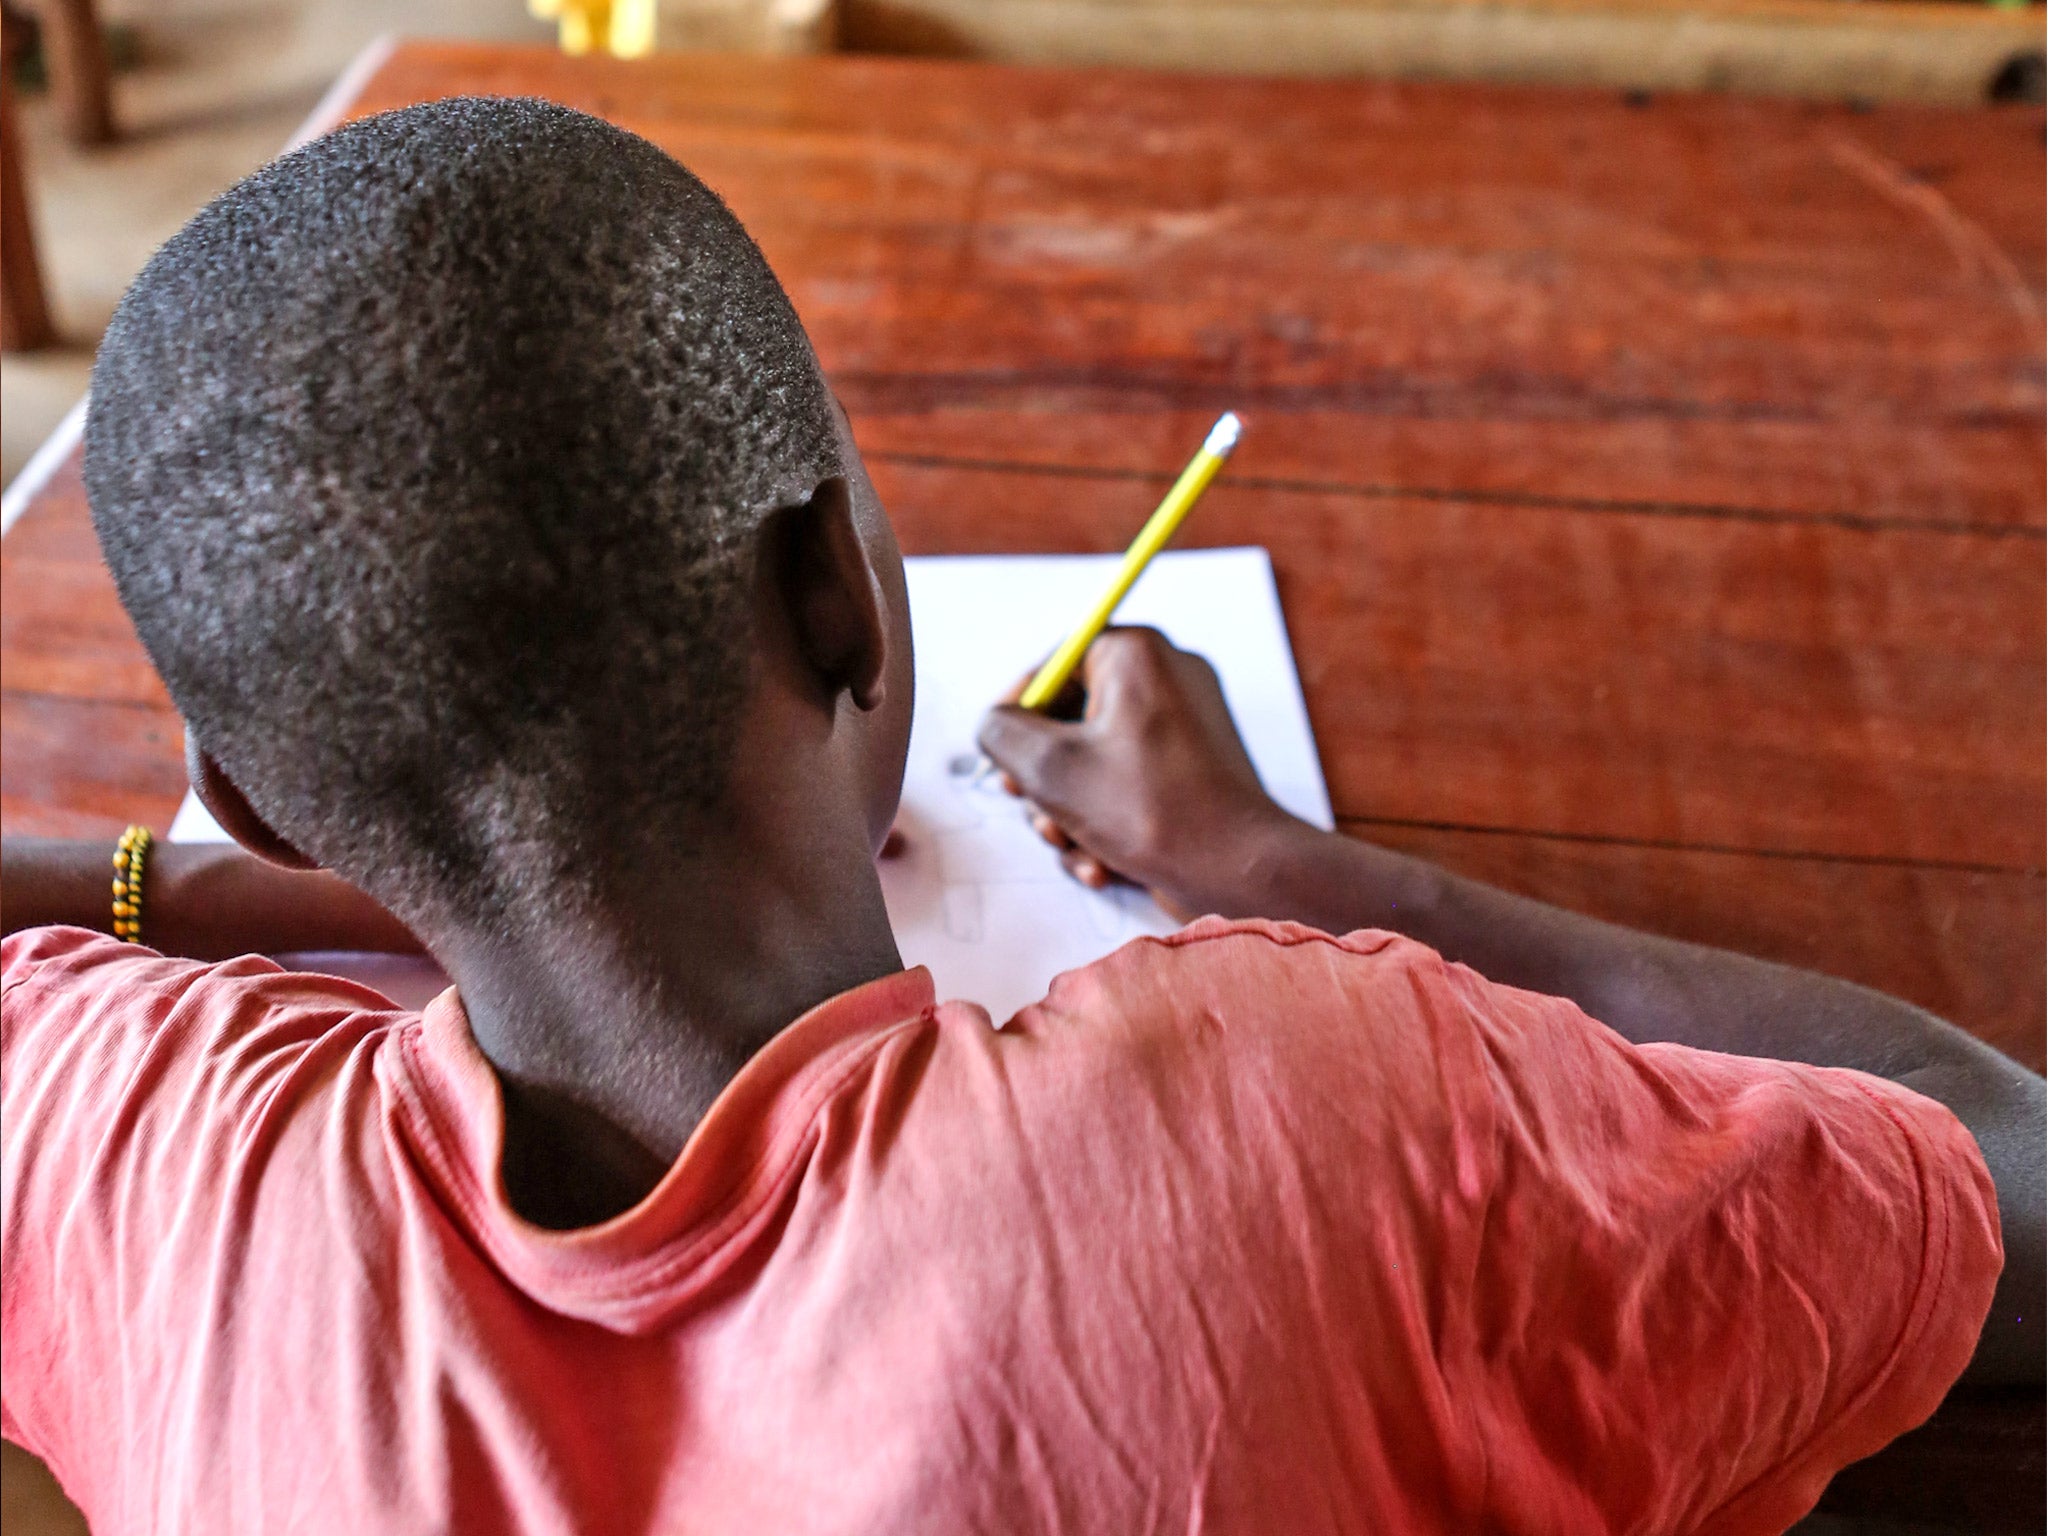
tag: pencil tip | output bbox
[1205,412,1244,457]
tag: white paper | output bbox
[879,547,1329,1022]
[171,547,1329,1024]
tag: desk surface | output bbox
[3,41,2041,1068]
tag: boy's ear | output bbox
[185,734,321,871]
[772,475,890,712]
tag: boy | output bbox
[2,96,2039,1533]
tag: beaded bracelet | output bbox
[112,824,153,944]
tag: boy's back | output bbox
[3,919,1996,1533]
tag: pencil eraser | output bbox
[1204,412,1243,457]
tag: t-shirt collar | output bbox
[391,965,937,1331]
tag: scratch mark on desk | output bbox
[1826,132,2040,324]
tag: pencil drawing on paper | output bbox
[916,750,1142,947]
[874,550,1330,1025]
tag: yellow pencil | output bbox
[1019,412,1243,711]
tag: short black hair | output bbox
[86,97,840,924]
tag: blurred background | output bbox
[3,0,2042,485]
[2,0,546,485]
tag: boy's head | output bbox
[86,97,912,932]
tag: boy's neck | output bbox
[436,822,903,1229]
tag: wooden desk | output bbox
[3,41,2042,1072]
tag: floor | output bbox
[2,0,548,489]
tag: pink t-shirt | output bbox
[1,919,1999,1534]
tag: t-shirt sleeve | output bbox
[3,928,222,1471]
[1060,919,2004,1536]
[0,926,389,1507]
[1433,950,2004,1535]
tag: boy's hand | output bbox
[977,627,1302,921]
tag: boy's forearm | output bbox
[1206,817,1995,1072]
[2,838,419,961]
[1199,818,2045,1387]
[1,836,120,936]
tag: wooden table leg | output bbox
[24,0,111,147]
[1,28,58,351]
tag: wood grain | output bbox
[850,411,2046,535]
[348,46,2045,271]
[0,690,185,838]
[1,467,169,708]
[335,48,2045,529]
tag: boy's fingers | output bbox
[1076,625,1169,708]
[1006,654,1092,719]
[977,705,1078,800]
[1029,810,1073,851]
[996,667,1039,707]
[1089,625,1169,661]
[997,662,1083,718]
[1060,849,1111,889]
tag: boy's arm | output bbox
[1,837,419,961]
[979,627,2044,1390]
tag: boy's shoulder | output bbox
[958,915,1507,1155]
[3,924,416,1103]
[1021,914,1486,1058]
[1053,912,1429,990]
[3,922,125,989]
[4,925,179,1051]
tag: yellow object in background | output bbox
[530,0,656,58]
